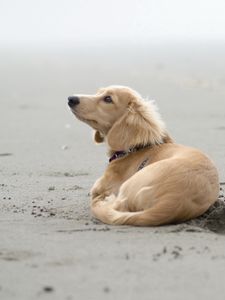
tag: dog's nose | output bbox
[68,96,80,107]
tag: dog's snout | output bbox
[68,96,80,107]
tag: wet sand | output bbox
[1,42,225,299]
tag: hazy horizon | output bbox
[1,0,225,47]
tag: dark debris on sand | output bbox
[187,185,225,234]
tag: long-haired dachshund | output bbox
[68,86,219,226]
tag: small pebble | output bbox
[171,250,181,259]
[48,186,55,191]
[61,145,69,150]
[0,153,13,157]
[125,253,130,260]
[174,246,182,251]
[103,287,110,293]
[43,286,54,293]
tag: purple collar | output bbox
[109,150,127,162]
[109,144,152,163]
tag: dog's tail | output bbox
[91,198,181,226]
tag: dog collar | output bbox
[109,150,128,162]
[109,144,152,163]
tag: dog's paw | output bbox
[105,194,116,203]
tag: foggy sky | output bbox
[1,0,225,46]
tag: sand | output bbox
[1,42,225,300]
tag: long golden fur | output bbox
[68,86,219,226]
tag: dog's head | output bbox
[68,86,169,151]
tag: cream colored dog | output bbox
[68,86,219,226]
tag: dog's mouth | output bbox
[71,110,98,128]
[70,108,84,120]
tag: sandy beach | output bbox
[1,42,225,300]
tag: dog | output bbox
[68,86,219,226]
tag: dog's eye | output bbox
[103,96,113,103]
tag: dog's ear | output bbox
[94,130,104,143]
[107,103,166,150]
